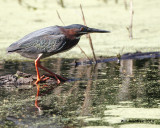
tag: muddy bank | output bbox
[0,71,59,87]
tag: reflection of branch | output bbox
[62,60,86,104]
[127,0,134,39]
[56,10,90,60]
[80,4,97,62]
[81,66,93,116]
[158,59,160,76]
[118,59,133,101]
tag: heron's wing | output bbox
[17,26,60,43]
[17,34,66,54]
[7,26,61,52]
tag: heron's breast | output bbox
[65,39,79,50]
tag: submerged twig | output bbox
[127,0,134,39]
[56,10,90,60]
[80,4,97,62]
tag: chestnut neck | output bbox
[60,27,79,40]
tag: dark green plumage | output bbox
[7,24,110,59]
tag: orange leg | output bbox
[35,55,42,84]
[34,54,66,84]
[38,64,61,84]
[35,84,41,112]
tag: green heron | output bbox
[7,24,110,84]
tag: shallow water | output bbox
[0,57,160,128]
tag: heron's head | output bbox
[63,24,110,38]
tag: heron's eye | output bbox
[80,27,84,31]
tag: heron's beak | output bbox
[79,27,110,34]
[87,27,110,33]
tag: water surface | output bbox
[0,57,160,128]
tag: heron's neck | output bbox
[60,28,79,40]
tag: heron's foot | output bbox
[45,73,68,83]
[35,75,50,84]
[35,74,67,85]
[41,74,61,84]
[40,75,50,81]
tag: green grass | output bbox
[0,0,160,61]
